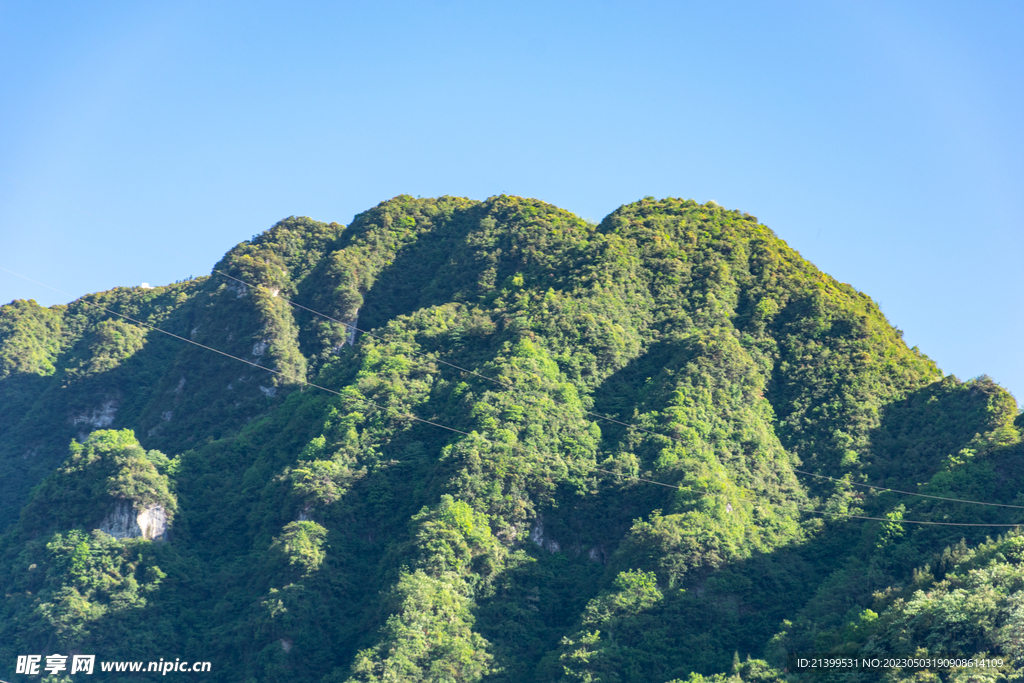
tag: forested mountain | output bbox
[1,195,1021,682]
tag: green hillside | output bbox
[1,195,1020,682]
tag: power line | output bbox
[8,266,1024,528]
[9,176,1015,516]
[0,175,693,451]
[4,265,1022,529]
[209,267,670,439]
[0,178,698,474]
[0,267,473,441]
[793,469,1024,509]
[796,509,1019,527]
[224,270,1024,516]
[2,179,1021,524]
[594,468,1023,527]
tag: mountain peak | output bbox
[0,196,1017,682]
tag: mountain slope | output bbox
[0,195,1019,683]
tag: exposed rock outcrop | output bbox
[345,310,359,346]
[71,399,118,429]
[530,516,560,553]
[98,499,169,541]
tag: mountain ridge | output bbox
[0,194,1020,682]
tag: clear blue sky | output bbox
[1,1,1021,401]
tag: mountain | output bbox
[1,195,1021,682]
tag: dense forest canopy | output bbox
[1,195,1021,682]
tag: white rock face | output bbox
[137,505,169,540]
[252,341,268,356]
[71,399,118,429]
[227,281,247,298]
[345,310,359,346]
[98,500,169,541]
[530,516,560,553]
[333,311,360,353]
